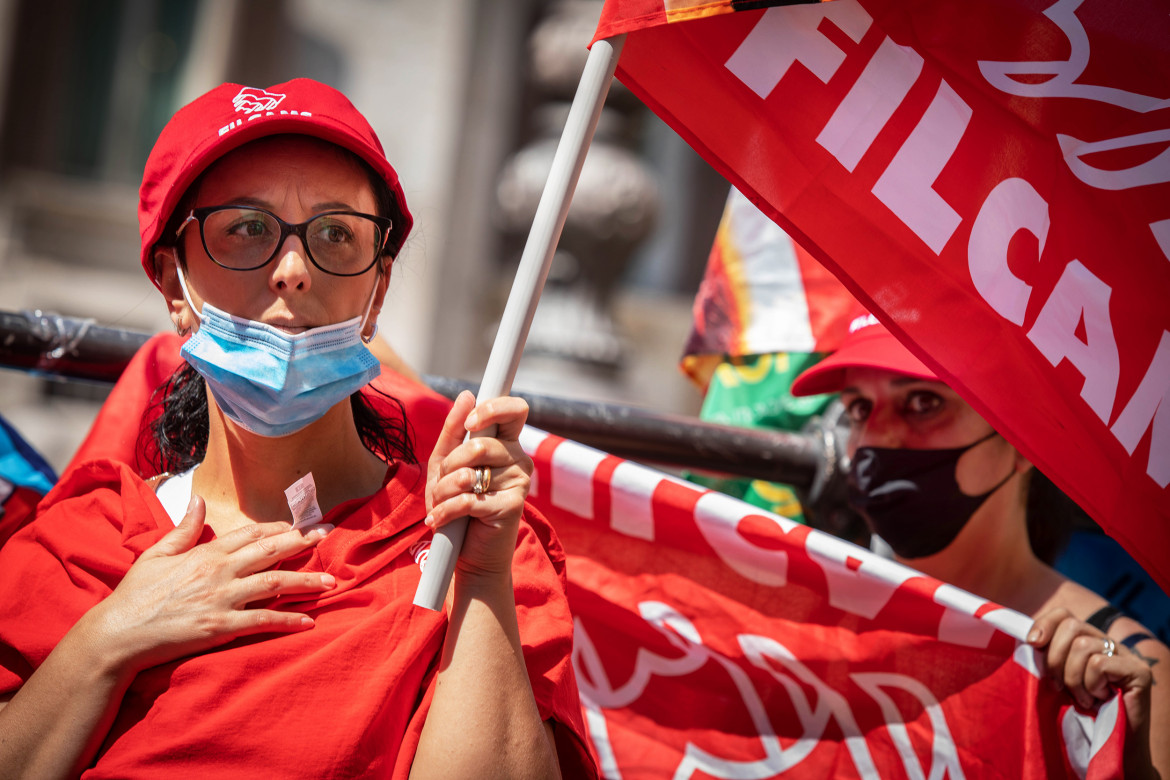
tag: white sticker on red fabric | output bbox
[284,472,324,530]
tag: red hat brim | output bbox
[790,319,937,396]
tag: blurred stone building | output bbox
[0,0,728,471]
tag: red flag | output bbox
[61,334,1129,776]
[522,426,1127,778]
[593,0,1170,593]
[681,187,866,388]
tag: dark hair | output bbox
[138,363,417,476]
[1025,468,1083,565]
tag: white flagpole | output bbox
[414,34,627,611]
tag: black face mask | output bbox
[847,431,1014,559]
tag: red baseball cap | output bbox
[138,78,413,287]
[790,314,938,396]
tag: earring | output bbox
[362,322,379,344]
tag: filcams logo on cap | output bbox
[849,313,880,333]
[218,86,312,137]
[233,86,285,114]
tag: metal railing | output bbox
[0,308,859,533]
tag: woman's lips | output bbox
[265,321,309,335]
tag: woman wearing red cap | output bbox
[791,314,1169,778]
[0,80,593,778]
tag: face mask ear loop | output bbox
[175,259,204,327]
[971,429,1017,499]
[359,268,381,345]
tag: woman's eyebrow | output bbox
[216,196,271,209]
[205,198,360,213]
[312,200,357,212]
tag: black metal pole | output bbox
[0,309,845,498]
[423,375,821,486]
[0,310,150,384]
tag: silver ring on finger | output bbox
[472,466,492,495]
[1101,636,1116,658]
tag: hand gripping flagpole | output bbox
[414,34,627,610]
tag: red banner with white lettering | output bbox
[593,0,1170,593]
[522,427,1125,778]
[69,335,1128,777]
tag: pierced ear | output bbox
[363,264,392,335]
[153,247,192,329]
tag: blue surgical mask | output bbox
[175,262,381,438]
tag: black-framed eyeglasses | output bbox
[176,205,393,276]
